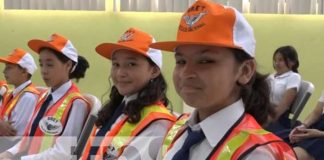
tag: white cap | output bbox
[28,33,79,63]
[96,28,163,69]
[0,48,37,75]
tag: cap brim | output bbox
[150,41,244,53]
[28,39,62,54]
[96,43,147,59]
[0,57,16,64]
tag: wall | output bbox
[1,8,324,119]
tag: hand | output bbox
[290,128,323,143]
[0,151,14,160]
[0,121,16,136]
[289,125,306,143]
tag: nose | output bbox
[180,63,197,79]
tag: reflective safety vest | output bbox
[82,103,176,160]
[162,113,297,160]
[0,83,39,121]
[19,83,90,155]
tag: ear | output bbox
[237,59,256,85]
[66,60,73,72]
[150,66,161,79]
[288,60,295,69]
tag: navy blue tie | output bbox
[172,127,205,160]
[87,101,126,160]
[29,94,53,136]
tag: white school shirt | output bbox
[268,71,301,106]
[92,93,173,160]
[162,99,278,160]
[319,91,324,103]
[8,80,88,160]
[9,80,38,136]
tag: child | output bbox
[0,34,90,160]
[0,49,39,151]
[82,28,176,160]
[285,90,324,160]
[267,45,301,132]
[150,0,296,159]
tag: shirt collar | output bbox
[123,93,138,104]
[12,80,32,96]
[274,70,293,78]
[49,80,72,103]
[187,99,245,147]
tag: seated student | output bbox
[266,45,301,132]
[0,49,40,152]
[81,28,176,160]
[280,90,324,160]
[150,0,296,159]
[0,34,90,160]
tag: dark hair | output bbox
[273,45,299,73]
[232,49,272,125]
[17,65,32,80]
[40,48,89,82]
[95,58,169,126]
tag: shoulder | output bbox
[288,72,301,79]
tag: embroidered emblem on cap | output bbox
[103,145,118,160]
[180,11,207,32]
[39,116,63,135]
[119,30,135,42]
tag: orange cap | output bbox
[96,28,162,69]
[150,0,256,57]
[0,48,37,74]
[28,33,79,63]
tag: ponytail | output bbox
[70,56,89,82]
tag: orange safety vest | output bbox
[162,113,297,160]
[19,83,90,155]
[82,103,176,160]
[0,83,39,121]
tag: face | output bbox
[273,52,291,74]
[3,63,27,87]
[39,49,72,90]
[111,50,160,96]
[173,45,254,119]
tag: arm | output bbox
[274,88,298,120]
[119,119,173,160]
[20,99,88,160]
[302,101,324,128]
[10,92,38,136]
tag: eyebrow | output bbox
[175,48,212,57]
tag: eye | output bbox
[128,62,136,67]
[199,59,214,64]
[112,62,119,67]
[175,59,185,65]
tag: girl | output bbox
[82,28,176,160]
[0,49,39,152]
[150,0,296,159]
[0,33,90,160]
[267,45,301,132]
[286,90,324,160]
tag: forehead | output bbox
[112,49,146,60]
[175,45,233,57]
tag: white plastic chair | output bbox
[73,93,101,159]
[289,80,315,127]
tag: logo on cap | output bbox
[180,11,208,32]
[103,145,118,160]
[39,116,63,135]
[119,30,135,42]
